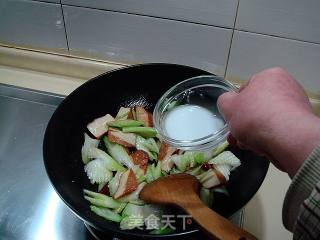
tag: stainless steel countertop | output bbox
[0,84,242,240]
[0,84,94,240]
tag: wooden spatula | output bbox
[139,173,257,240]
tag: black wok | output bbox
[43,63,269,239]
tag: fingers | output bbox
[217,91,238,121]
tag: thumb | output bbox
[217,92,237,121]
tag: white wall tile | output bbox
[226,31,320,91]
[0,0,67,50]
[63,6,233,76]
[62,0,238,28]
[236,0,320,44]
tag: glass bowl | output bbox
[153,75,238,150]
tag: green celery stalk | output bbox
[85,196,121,209]
[122,127,157,138]
[87,147,126,172]
[103,137,134,168]
[107,119,144,128]
[90,206,122,222]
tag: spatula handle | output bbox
[179,196,257,240]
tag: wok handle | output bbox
[179,195,257,240]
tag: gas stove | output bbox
[0,84,243,240]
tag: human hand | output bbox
[217,67,320,177]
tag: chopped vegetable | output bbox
[103,137,134,168]
[114,169,138,199]
[132,165,146,183]
[160,157,174,172]
[136,136,158,160]
[158,142,176,161]
[202,141,229,161]
[87,147,126,172]
[212,141,229,157]
[208,151,241,170]
[83,189,121,208]
[108,171,123,196]
[197,169,226,188]
[151,162,162,180]
[113,202,127,214]
[214,164,232,181]
[90,206,122,222]
[122,126,157,138]
[81,107,241,233]
[122,203,145,216]
[158,142,176,172]
[115,107,132,120]
[118,182,146,205]
[200,187,214,207]
[145,165,154,183]
[84,159,113,184]
[81,133,99,164]
[87,114,114,138]
[108,128,136,147]
[186,165,203,176]
[120,215,144,230]
[107,119,144,128]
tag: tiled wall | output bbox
[0,0,319,94]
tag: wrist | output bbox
[266,113,320,177]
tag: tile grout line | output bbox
[223,0,240,78]
[60,2,70,51]
[234,28,320,46]
[61,3,234,30]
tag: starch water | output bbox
[164,104,225,141]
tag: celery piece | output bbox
[212,141,229,158]
[84,189,121,209]
[169,167,182,174]
[103,137,134,168]
[214,164,231,181]
[171,155,189,172]
[107,119,144,128]
[197,169,221,188]
[146,138,159,153]
[90,206,122,222]
[200,187,214,207]
[84,196,121,209]
[187,152,205,167]
[98,182,107,192]
[122,203,145,216]
[108,171,123,196]
[87,147,126,172]
[151,162,162,180]
[145,165,154,183]
[84,189,107,199]
[186,165,203,176]
[136,136,158,160]
[84,159,113,184]
[113,202,127,214]
[208,151,241,170]
[122,127,157,138]
[115,107,131,120]
[132,165,146,183]
[120,215,144,230]
[81,133,99,164]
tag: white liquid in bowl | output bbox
[164,104,225,141]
